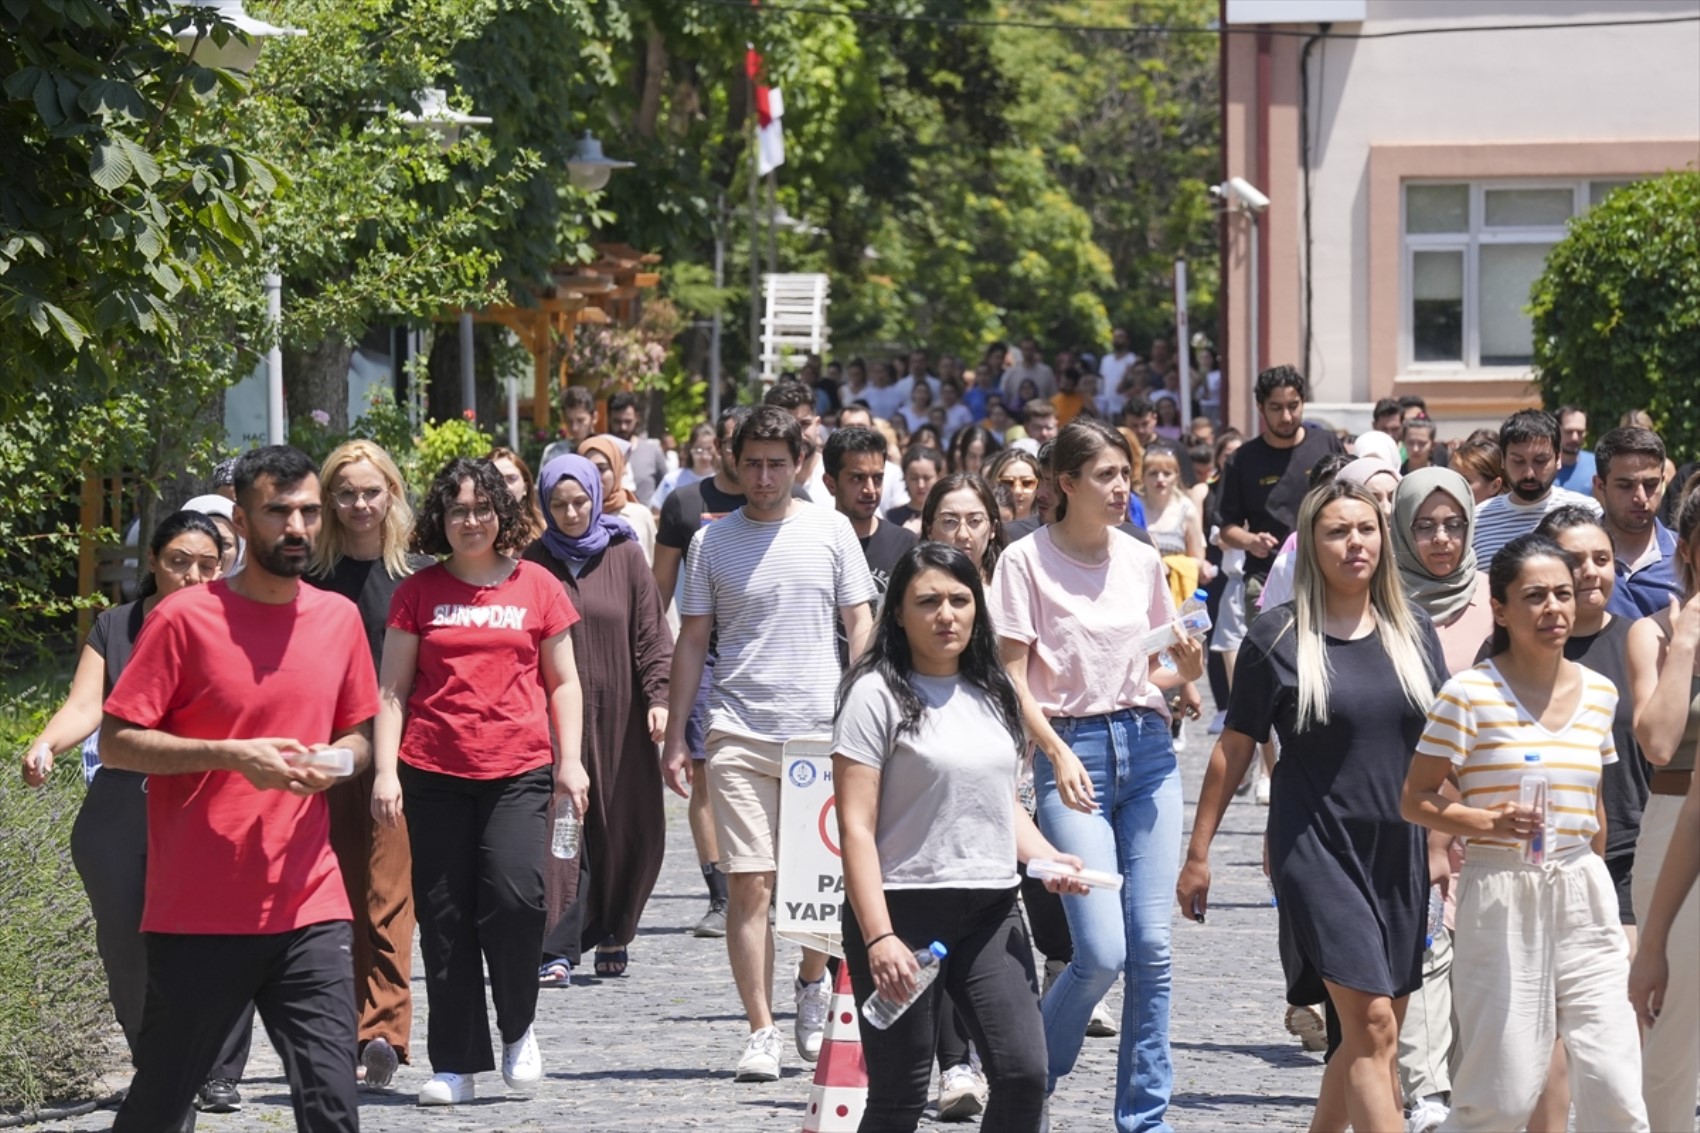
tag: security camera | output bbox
[1211,176,1270,213]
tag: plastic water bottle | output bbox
[1424,883,1445,950]
[550,802,581,860]
[862,942,947,1030]
[1158,590,1213,670]
[290,747,354,776]
[1519,754,1547,867]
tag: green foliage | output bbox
[0,0,279,409]
[1530,171,1700,463]
[412,413,496,496]
[0,678,111,1110]
[654,360,708,448]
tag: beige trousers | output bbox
[1397,925,1454,1104]
[1632,794,1700,1133]
[1441,848,1649,1133]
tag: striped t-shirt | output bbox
[681,504,877,743]
[1470,486,1600,562]
[1415,660,1617,856]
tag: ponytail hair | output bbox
[1486,533,1578,657]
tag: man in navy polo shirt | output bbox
[1596,425,1682,617]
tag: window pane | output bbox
[1589,180,1634,207]
[1412,250,1464,363]
[1484,188,1572,228]
[1479,243,1553,366]
[1407,185,1469,233]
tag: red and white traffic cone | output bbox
[802,963,867,1131]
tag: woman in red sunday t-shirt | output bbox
[371,457,585,1108]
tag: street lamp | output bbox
[174,0,303,74]
[567,131,634,191]
[399,87,492,150]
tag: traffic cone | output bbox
[802,963,867,1131]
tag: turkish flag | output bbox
[745,44,785,175]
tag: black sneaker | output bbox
[196,1079,242,1113]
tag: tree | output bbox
[1530,170,1700,463]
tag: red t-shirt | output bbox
[103,581,378,935]
[387,560,578,779]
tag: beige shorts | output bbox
[704,729,785,874]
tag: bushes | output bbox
[1530,171,1700,463]
[0,677,113,1111]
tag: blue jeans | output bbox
[1034,708,1182,1133]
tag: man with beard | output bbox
[822,426,917,667]
[1553,405,1597,492]
[1472,408,1602,560]
[1217,365,1344,623]
[1595,425,1680,617]
[102,445,377,1133]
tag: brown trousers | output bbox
[327,764,415,1061]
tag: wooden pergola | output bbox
[454,242,662,431]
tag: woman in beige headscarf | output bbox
[578,435,657,565]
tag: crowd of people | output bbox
[16,335,1700,1133]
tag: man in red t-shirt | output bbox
[103,446,378,1133]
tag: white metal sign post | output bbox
[775,734,843,958]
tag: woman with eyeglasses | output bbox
[22,511,254,1113]
[525,455,673,984]
[1402,534,1648,1133]
[372,457,587,1107]
[653,422,717,511]
[987,450,1041,524]
[306,439,433,1088]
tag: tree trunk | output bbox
[283,336,356,434]
[634,24,667,139]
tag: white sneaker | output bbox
[417,1071,474,1106]
[1406,1094,1449,1133]
[1284,1003,1327,1052]
[1086,996,1119,1037]
[794,970,831,1062]
[501,1025,542,1092]
[735,1025,783,1082]
[938,1061,988,1121]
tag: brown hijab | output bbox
[577,434,631,513]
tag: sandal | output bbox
[537,959,572,987]
[593,942,628,978]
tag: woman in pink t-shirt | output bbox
[989,420,1204,1130]
[372,458,585,1108]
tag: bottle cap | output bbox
[928,941,948,959]
[1193,588,1208,600]
[1523,752,1540,762]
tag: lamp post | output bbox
[567,132,634,192]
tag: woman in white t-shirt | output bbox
[835,542,1084,1132]
[1401,533,1649,1133]
[990,419,1203,1131]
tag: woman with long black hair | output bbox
[836,542,1084,1132]
[1402,533,1648,1132]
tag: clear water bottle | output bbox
[862,941,948,1030]
[1424,883,1445,950]
[550,802,580,860]
[1158,589,1212,670]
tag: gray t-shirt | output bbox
[682,504,876,742]
[833,670,1023,890]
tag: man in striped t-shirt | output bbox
[1471,409,1601,563]
[662,405,877,1083]
[1416,659,1617,856]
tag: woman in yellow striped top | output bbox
[1401,533,1648,1133]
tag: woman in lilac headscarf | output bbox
[524,455,674,981]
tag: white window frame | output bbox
[1399,179,1623,377]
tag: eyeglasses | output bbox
[446,505,496,526]
[1412,518,1467,540]
[934,513,989,535]
[333,487,386,507]
[689,446,715,457]
[998,476,1038,490]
